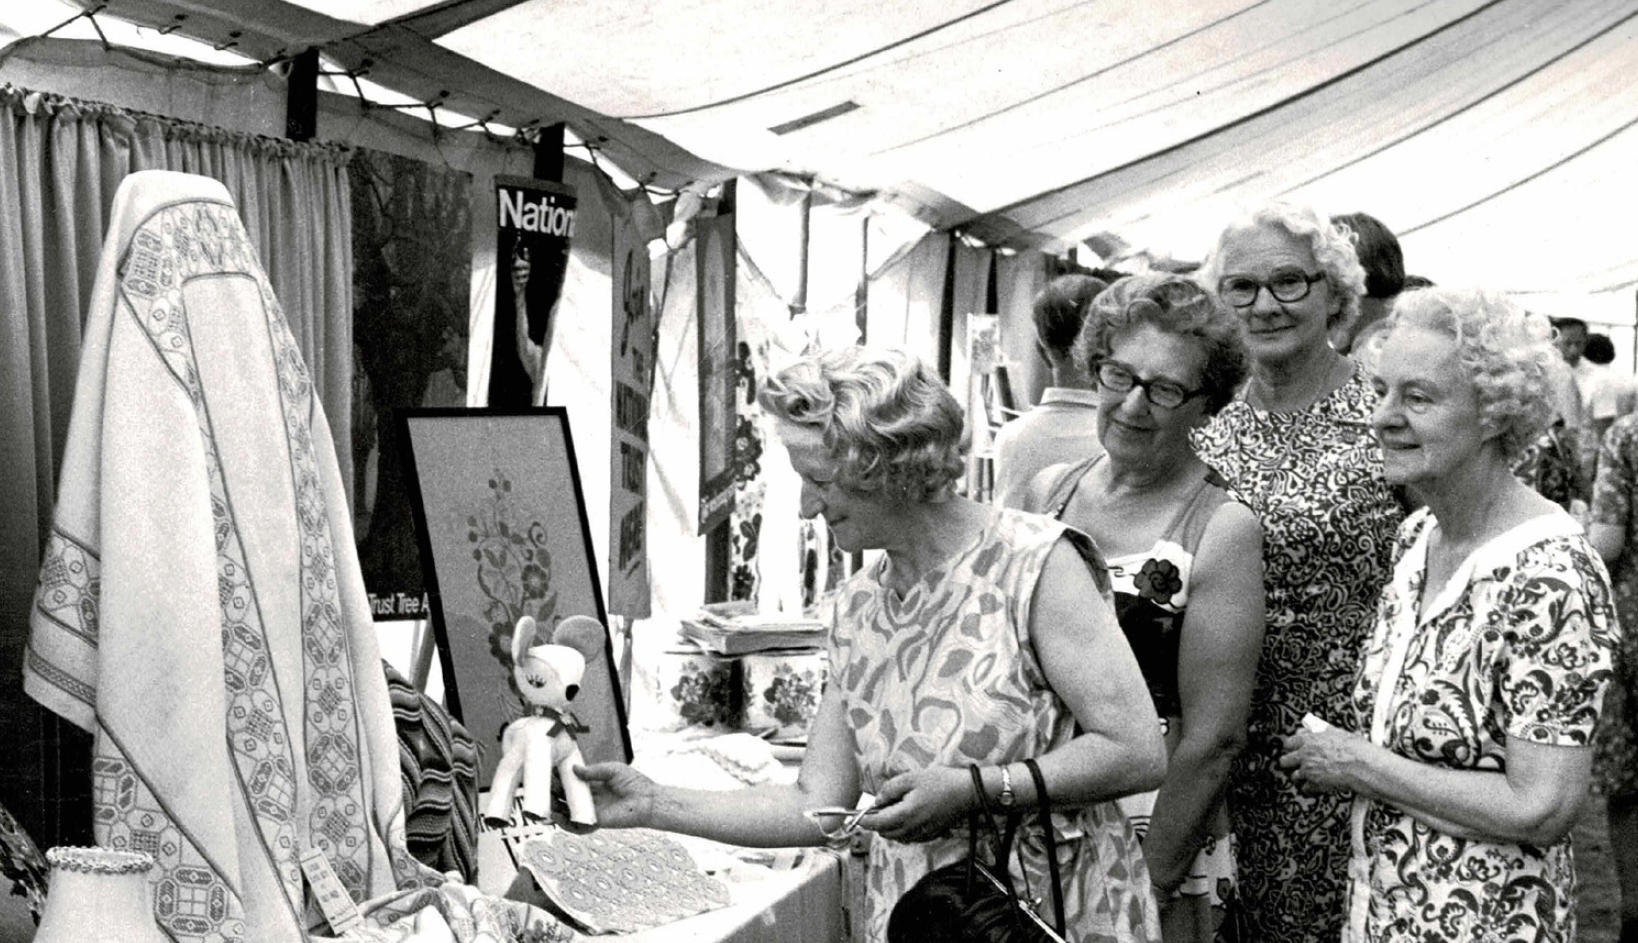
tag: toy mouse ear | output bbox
[552,614,607,662]
[511,615,539,664]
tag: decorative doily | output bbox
[516,827,729,933]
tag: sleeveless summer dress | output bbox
[832,507,1160,943]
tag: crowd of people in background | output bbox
[582,202,1635,943]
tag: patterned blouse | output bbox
[1590,414,1638,797]
[1192,367,1405,943]
[831,508,1159,943]
[1345,508,1617,943]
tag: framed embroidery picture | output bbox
[399,407,633,787]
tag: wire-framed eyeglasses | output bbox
[1217,269,1326,307]
[1095,361,1205,409]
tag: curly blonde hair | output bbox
[1072,273,1249,415]
[1202,201,1367,332]
[758,346,967,502]
[1382,288,1564,459]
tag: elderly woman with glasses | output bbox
[580,346,1166,943]
[1009,274,1266,943]
[1191,202,1407,943]
[1281,288,1616,943]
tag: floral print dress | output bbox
[832,507,1159,943]
[1590,414,1638,798]
[1192,368,1405,943]
[1346,507,1617,943]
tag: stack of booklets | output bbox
[678,601,826,656]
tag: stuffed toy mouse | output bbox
[482,613,605,828]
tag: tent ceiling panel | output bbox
[73,0,737,189]
[968,0,1637,248]
[37,0,1638,305]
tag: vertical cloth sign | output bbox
[696,213,738,533]
[350,147,473,619]
[608,209,654,618]
[490,175,577,408]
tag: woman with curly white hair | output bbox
[580,346,1167,943]
[1281,288,1617,943]
[1192,201,1408,943]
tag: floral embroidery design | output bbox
[467,469,557,704]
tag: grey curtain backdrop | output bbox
[0,83,354,847]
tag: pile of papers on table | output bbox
[678,601,825,656]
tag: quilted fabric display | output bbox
[516,827,729,933]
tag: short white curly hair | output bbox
[1201,201,1368,333]
[1381,287,1564,460]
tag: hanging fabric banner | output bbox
[608,207,654,618]
[490,175,577,407]
[351,146,473,619]
[696,212,738,533]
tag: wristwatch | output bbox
[997,765,1016,808]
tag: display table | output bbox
[623,849,845,943]
[473,729,852,942]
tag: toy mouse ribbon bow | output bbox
[536,705,590,738]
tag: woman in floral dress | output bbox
[1193,202,1407,943]
[1282,288,1617,943]
[581,346,1166,943]
[1589,411,1638,943]
[1012,274,1266,943]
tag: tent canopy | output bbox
[11,0,1638,321]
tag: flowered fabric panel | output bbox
[1346,508,1617,943]
[1192,368,1405,943]
[831,508,1158,943]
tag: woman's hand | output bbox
[1277,728,1364,795]
[860,766,973,843]
[575,762,658,829]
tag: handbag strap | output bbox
[965,764,1020,897]
[1022,758,1065,935]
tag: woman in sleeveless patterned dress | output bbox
[1192,203,1406,943]
[1012,274,1265,943]
[581,346,1166,943]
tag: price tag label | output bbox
[299,850,362,934]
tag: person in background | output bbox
[1350,275,1434,375]
[1589,409,1638,943]
[579,346,1166,943]
[1585,332,1635,444]
[1010,273,1265,942]
[1327,212,1404,356]
[991,274,1110,506]
[1193,201,1407,943]
[1531,315,1595,516]
[1283,287,1616,943]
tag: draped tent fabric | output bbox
[0,82,354,850]
[68,0,1638,324]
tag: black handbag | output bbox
[886,759,1068,943]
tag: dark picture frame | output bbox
[398,407,633,784]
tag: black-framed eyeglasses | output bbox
[1094,361,1205,409]
[1217,269,1326,307]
